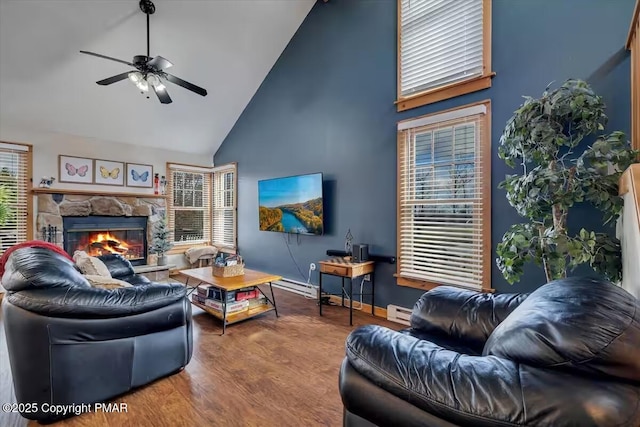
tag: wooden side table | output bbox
[318,258,375,325]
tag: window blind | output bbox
[167,167,211,245]
[212,164,237,250]
[400,0,484,97]
[0,142,31,254]
[397,104,489,289]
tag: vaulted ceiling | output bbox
[0,0,315,155]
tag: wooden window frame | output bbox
[395,100,492,292]
[0,141,33,251]
[211,162,238,252]
[166,162,212,252]
[396,0,494,112]
[166,162,238,255]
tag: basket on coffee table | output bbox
[211,263,245,277]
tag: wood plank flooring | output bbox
[0,288,400,427]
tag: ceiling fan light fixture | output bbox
[146,73,160,86]
[136,79,149,92]
[155,83,166,91]
[128,71,143,83]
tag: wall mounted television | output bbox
[258,172,323,235]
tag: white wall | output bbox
[0,126,213,193]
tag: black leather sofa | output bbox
[340,278,640,427]
[1,247,192,422]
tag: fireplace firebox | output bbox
[63,216,147,266]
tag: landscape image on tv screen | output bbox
[258,173,323,235]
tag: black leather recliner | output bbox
[1,247,193,422]
[340,278,640,427]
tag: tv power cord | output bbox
[282,233,307,282]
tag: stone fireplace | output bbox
[36,192,166,265]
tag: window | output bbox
[397,0,493,111]
[170,169,210,244]
[167,162,237,251]
[212,164,237,249]
[0,142,32,253]
[397,101,490,290]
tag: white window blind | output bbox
[168,167,211,245]
[398,104,489,289]
[0,142,31,253]
[400,0,485,97]
[212,164,237,250]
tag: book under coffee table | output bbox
[181,267,281,334]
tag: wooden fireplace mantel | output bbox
[31,188,169,199]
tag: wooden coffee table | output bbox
[181,267,281,334]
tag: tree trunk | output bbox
[539,225,553,282]
[547,159,569,280]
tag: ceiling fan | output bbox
[80,0,207,104]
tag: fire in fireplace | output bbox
[85,232,137,258]
[63,216,148,266]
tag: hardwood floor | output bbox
[0,288,400,427]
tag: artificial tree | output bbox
[496,79,637,284]
[149,216,173,266]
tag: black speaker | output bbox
[352,244,369,263]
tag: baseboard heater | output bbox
[272,278,318,299]
[387,304,412,326]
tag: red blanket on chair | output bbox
[0,241,72,277]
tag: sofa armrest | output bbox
[97,253,135,278]
[345,325,524,426]
[410,286,528,351]
[6,283,186,318]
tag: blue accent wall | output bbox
[215,0,635,308]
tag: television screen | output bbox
[258,173,323,235]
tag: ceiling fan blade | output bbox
[153,85,172,104]
[165,73,207,97]
[96,72,132,86]
[147,55,173,70]
[80,50,135,67]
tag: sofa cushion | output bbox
[74,251,112,277]
[84,275,133,289]
[410,286,527,353]
[1,247,91,292]
[97,253,135,279]
[483,277,640,383]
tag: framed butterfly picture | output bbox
[59,155,94,184]
[94,159,124,186]
[126,163,153,188]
